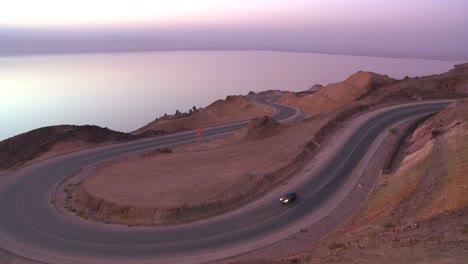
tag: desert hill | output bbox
[0,125,139,170]
[278,71,395,115]
[1,94,273,172]
[364,63,468,103]
[278,64,468,118]
[133,95,273,134]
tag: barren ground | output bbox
[134,95,274,134]
[68,116,328,225]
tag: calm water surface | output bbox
[0,51,463,140]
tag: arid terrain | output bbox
[51,64,466,230]
[222,75,468,262]
[0,94,273,175]
[133,95,274,135]
[0,125,136,171]
[279,63,468,117]
[66,115,328,225]
[69,64,467,262]
[1,64,467,264]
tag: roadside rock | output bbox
[236,116,284,141]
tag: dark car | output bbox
[279,192,297,205]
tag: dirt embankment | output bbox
[69,116,327,226]
[133,95,274,135]
[0,125,141,171]
[278,71,395,115]
[235,116,284,141]
[366,63,468,103]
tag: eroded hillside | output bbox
[278,71,395,115]
[279,64,468,118]
[0,125,137,170]
[133,95,273,134]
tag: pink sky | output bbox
[1,0,467,60]
[2,0,466,29]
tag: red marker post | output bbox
[196,127,203,137]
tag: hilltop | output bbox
[133,95,273,135]
[0,125,139,170]
[0,95,273,172]
[278,71,395,115]
[278,64,468,118]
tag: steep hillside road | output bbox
[262,100,468,264]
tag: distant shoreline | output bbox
[1,48,466,62]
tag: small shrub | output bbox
[63,188,69,193]
[460,225,468,237]
[290,257,300,263]
[66,195,73,199]
[347,195,352,200]
[328,242,346,250]
[104,221,110,224]
[159,147,172,153]
[388,128,398,135]
[384,222,396,229]
[76,211,85,218]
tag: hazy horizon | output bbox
[1,0,468,60]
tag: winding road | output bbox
[0,97,450,264]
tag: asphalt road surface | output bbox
[0,98,450,264]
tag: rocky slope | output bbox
[278,71,395,115]
[0,125,139,170]
[279,64,468,118]
[364,63,468,103]
[235,116,284,141]
[133,95,273,134]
